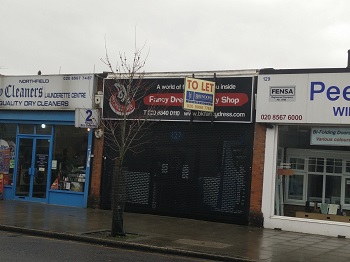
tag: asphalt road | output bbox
[0,231,212,262]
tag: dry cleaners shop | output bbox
[0,74,96,207]
[257,68,350,238]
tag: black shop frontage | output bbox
[100,71,257,224]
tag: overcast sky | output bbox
[1,0,350,76]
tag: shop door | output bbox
[15,136,50,201]
[152,146,197,213]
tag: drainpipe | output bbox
[348,50,350,68]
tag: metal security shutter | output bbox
[100,121,254,224]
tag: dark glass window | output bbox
[50,126,89,192]
[19,124,34,134]
[36,124,53,135]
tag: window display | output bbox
[50,126,88,192]
[0,123,89,194]
[287,174,303,200]
[276,125,350,222]
[0,124,17,186]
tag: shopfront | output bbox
[257,68,350,237]
[100,71,258,224]
[0,74,96,207]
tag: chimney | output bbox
[348,50,350,68]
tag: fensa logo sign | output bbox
[269,86,295,102]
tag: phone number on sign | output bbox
[260,114,303,121]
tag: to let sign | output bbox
[183,77,215,112]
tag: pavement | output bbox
[1,201,350,262]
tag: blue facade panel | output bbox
[48,191,85,207]
[0,110,75,124]
[0,110,91,208]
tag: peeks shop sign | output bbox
[257,72,350,124]
[102,77,253,123]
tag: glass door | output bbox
[15,136,51,201]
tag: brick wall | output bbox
[88,74,106,208]
[89,133,104,207]
[249,123,266,227]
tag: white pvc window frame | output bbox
[285,148,350,210]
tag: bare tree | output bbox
[101,44,154,236]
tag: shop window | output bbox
[287,174,304,200]
[326,158,342,174]
[277,126,350,221]
[50,126,88,192]
[36,124,52,135]
[307,174,323,202]
[308,158,324,172]
[345,178,350,205]
[19,125,34,134]
[326,175,341,204]
[345,161,350,173]
[0,124,17,186]
[290,158,305,170]
[284,157,306,203]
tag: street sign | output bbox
[183,77,215,112]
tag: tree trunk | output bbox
[111,158,126,236]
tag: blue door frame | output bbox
[13,134,53,203]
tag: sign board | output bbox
[256,72,350,124]
[0,74,95,110]
[75,108,99,128]
[103,77,253,123]
[183,77,215,112]
[311,127,350,146]
[277,162,294,175]
[277,169,294,176]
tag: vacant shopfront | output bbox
[100,71,257,224]
[257,68,350,237]
[0,74,96,207]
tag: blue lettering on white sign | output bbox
[309,81,350,117]
[333,107,350,116]
[85,109,93,122]
[310,81,350,101]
